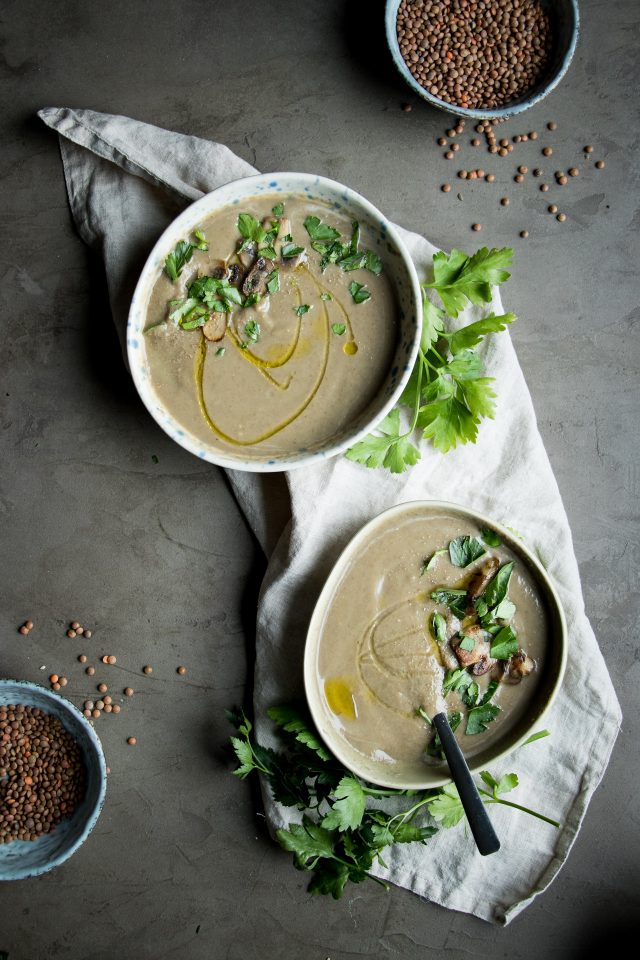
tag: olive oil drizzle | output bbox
[194,301,331,446]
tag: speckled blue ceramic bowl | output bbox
[0,680,106,879]
[385,0,580,120]
[127,172,422,472]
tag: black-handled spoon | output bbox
[432,712,500,856]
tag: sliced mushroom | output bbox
[238,241,257,269]
[242,256,275,297]
[467,556,500,601]
[227,262,243,287]
[451,625,491,668]
[202,313,227,342]
[471,654,496,676]
[208,259,229,281]
[492,649,536,684]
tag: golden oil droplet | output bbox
[324,678,357,719]
[343,341,358,356]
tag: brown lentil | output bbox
[101,656,109,664]
[447,128,457,138]
[529,131,538,140]
[458,170,468,179]
[124,688,134,697]
[103,696,112,705]
[107,656,116,665]
[521,134,529,142]
[76,627,84,636]
[66,630,76,639]
[595,160,605,169]
[469,171,478,179]
[584,145,594,153]
[558,175,568,185]
[471,223,482,232]
[19,625,29,636]
[451,143,460,152]
[514,174,524,183]
[540,183,549,192]
[547,121,557,131]
[401,102,412,112]
[127,737,137,746]
[84,701,94,711]
[112,705,121,715]
[92,709,100,719]
[542,147,553,157]
[476,169,485,178]
[520,230,529,239]
[78,654,87,664]
[52,683,61,692]
[49,675,58,685]
[104,704,113,714]
[177,666,187,676]
[568,167,579,177]
[25,621,34,631]
[84,630,92,639]
[85,667,95,677]
[0,704,86,843]
[83,709,91,719]
[437,137,447,146]
[58,677,68,687]
[499,147,508,157]
[533,168,543,177]
[95,700,105,711]
[471,138,481,147]
[441,183,452,193]
[97,683,108,694]
[557,213,567,222]
[518,165,529,175]
[445,151,454,160]
[71,622,80,631]
[396,0,552,110]
[500,197,510,206]
[548,204,558,214]
[486,173,495,183]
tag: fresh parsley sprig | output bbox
[347,247,515,474]
[228,704,559,899]
[164,231,209,281]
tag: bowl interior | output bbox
[304,500,567,789]
[127,172,421,472]
[385,0,579,119]
[0,681,106,879]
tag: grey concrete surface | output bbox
[0,0,638,957]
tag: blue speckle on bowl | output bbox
[0,680,106,880]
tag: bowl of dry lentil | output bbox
[387,0,579,119]
[0,679,107,879]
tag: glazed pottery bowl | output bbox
[304,500,567,789]
[385,0,580,120]
[0,680,107,879]
[127,172,422,472]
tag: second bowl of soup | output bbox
[127,173,421,471]
[304,501,567,789]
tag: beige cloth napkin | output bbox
[39,106,621,925]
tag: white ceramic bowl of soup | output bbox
[304,500,567,789]
[127,173,422,472]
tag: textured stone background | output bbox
[0,1,638,957]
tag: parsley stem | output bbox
[388,794,436,827]
[479,790,560,828]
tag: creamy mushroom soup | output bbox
[143,196,398,459]
[315,508,549,779]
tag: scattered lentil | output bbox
[445,151,454,160]
[59,677,68,687]
[547,121,557,131]
[104,704,113,714]
[533,168,542,176]
[85,667,95,677]
[568,167,579,177]
[103,696,112,705]
[112,705,121,715]
[177,666,187,676]
[548,204,558,214]
[514,174,524,183]
[447,128,457,138]
[25,621,34,631]
[95,700,105,711]
[83,709,91,719]
[520,230,529,239]
[401,102,412,112]
[471,138,481,147]
[127,737,137,746]
[451,143,460,152]
[107,656,116,665]
[84,630,92,639]
[529,131,538,140]
[97,683,108,694]
[595,160,605,169]
[518,165,529,174]
[557,213,567,222]
[458,170,468,179]
[499,147,508,157]
[71,622,80,631]
[92,709,100,719]
[542,147,553,157]
[558,175,568,185]
[78,654,87,664]
[49,675,58,685]
[52,683,61,692]
[486,173,495,183]
[584,145,594,153]
[66,630,76,639]
[124,688,134,697]
[441,183,452,193]
[19,626,29,636]
[84,701,95,711]
[540,183,550,192]
[437,137,447,146]
[471,223,482,232]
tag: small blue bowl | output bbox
[385,0,580,120]
[0,680,107,880]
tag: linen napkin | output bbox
[38,107,621,925]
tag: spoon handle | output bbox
[432,712,500,857]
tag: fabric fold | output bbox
[38,106,621,924]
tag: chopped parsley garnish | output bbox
[295,304,311,317]
[282,242,305,259]
[272,202,285,216]
[430,587,468,619]
[243,320,261,343]
[331,323,346,336]
[243,292,261,308]
[421,549,447,575]
[304,216,342,244]
[457,634,476,653]
[466,702,501,736]
[349,281,371,304]
[431,612,447,644]
[164,232,208,282]
[489,625,519,660]
[237,213,266,246]
[216,347,226,357]
[481,527,502,547]
[320,292,333,301]
[448,536,486,568]
[266,269,280,294]
[483,561,514,609]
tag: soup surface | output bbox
[144,195,398,459]
[316,508,549,778]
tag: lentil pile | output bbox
[397,0,553,110]
[0,705,86,843]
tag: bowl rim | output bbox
[0,679,107,879]
[384,0,580,120]
[127,171,422,473]
[303,499,568,789]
